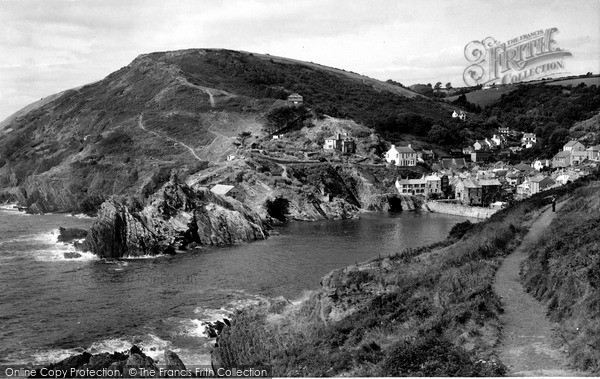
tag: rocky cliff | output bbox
[85,177,267,258]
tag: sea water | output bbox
[0,204,471,366]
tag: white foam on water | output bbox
[121,254,169,260]
[21,230,97,262]
[171,318,209,338]
[65,213,94,219]
[174,351,212,367]
[26,334,175,366]
[28,347,86,365]
[87,334,173,363]
[0,203,26,215]
[33,250,98,262]
[192,295,267,326]
[193,306,233,321]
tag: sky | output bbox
[0,0,599,121]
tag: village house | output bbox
[324,133,356,153]
[462,146,474,155]
[287,93,303,105]
[440,174,451,197]
[473,140,490,151]
[554,170,581,185]
[395,176,428,195]
[586,145,600,161]
[425,174,443,196]
[553,140,588,168]
[479,178,502,206]
[532,159,551,171]
[516,180,531,198]
[552,150,571,168]
[521,133,537,148]
[491,134,505,149]
[506,171,523,186]
[563,140,586,152]
[529,175,555,195]
[571,149,588,165]
[452,110,467,121]
[454,179,482,206]
[422,149,435,160]
[210,184,239,199]
[439,157,467,171]
[471,150,493,163]
[499,126,510,135]
[385,144,417,166]
[513,162,536,174]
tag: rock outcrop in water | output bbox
[32,346,185,377]
[85,177,267,258]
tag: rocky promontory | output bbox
[84,177,268,259]
[30,346,188,378]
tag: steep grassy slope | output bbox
[0,49,452,213]
[522,180,600,373]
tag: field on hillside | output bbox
[447,76,599,108]
[446,86,515,107]
[545,77,600,87]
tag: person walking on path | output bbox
[551,196,556,212]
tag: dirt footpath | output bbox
[494,204,589,376]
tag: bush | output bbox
[380,333,475,376]
[448,220,473,240]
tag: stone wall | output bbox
[422,201,498,219]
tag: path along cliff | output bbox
[494,202,589,376]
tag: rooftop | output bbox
[390,144,416,153]
[553,150,572,158]
[210,184,235,196]
[564,140,583,147]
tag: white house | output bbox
[521,133,537,148]
[385,144,417,166]
[451,110,466,121]
[210,184,236,197]
[532,159,550,171]
[425,174,442,196]
[491,134,505,148]
[395,176,428,195]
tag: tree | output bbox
[236,131,252,148]
[434,82,442,90]
[445,82,452,90]
[264,105,311,134]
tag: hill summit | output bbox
[0,48,451,214]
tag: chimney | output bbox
[408,144,412,149]
[390,144,395,149]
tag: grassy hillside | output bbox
[522,180,600,373]
[0,49,452,213]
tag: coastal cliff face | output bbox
[190,159,425,224]
[85,178,267,258]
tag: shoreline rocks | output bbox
[30,346,185,378]
[85,177,268,259]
